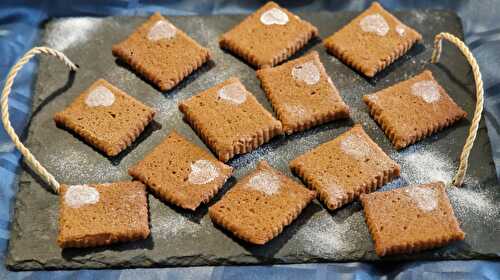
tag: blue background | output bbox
[1,0,500,279]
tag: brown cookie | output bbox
[112,12,210,91]
[219,1,318,69]
[360,182,465,256]
[178,77,283,162]
[58,181,150,248]
[209,161,316,245]
[129,131,233,210]
[324,2,422,77]
[54,79,155,157]
[290,124,400,211]
[363,70,467,149]
[257,51,350,134]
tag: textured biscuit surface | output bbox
[209,161,316,245]
[363,70,467,149]
[290,125,400,211]
[360,182,465,256]
[58,181,150,248]
[54,79,155,156]
[219,1,318,68]
[112,12,210,91]
[179,77,283,162]
[257,51,349,134]
[324,2,422,77]
[129,131,233,210]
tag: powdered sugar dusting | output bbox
[188,160,219,185]
[260,8,289,25]
[217,83,247,105]
[396,24,406,36]
[359,13,389,36]
[45,148,123,183]
[323,177,346,200]
[85,86,115,107]
[247,171,280,195]
[405,186,438,212]
[411,80,441,103]
[292,61,320,85]
[151,211,201,239]
[46,18,103,51]
[392,147,497,223]
[296,211,369,255]
[148,20,176,41]
[64,184,99,208]
[283,104,308,118]
[340,134,372,160]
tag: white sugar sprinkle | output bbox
[260,8,289,25]
[147,20,176,41]
[85,86,115,107]
[411,80,441,103]
[217,83,247,105]
[405,186,438,212]
[151,212,201,239]
[247,171,280,195]
[292,61,320,85]
[283,104,308,119]
[64,184,99,208]
[296,211,368,255]
[340,134,372,160]
[396,24,406,36]
[46,18,103,51]
[188,160,219,185]
[359,13,389,36]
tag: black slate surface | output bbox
[6,10,500,270]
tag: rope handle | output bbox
[1,46,78,194]
[431,32,484,187]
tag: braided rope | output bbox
[431,32,484,187]
[1,47,78,194]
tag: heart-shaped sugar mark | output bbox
[340,133,373,160]
[405,186,438,212]
[260,8,289,25]
[411,80,440,103]
[217,83,247,105]
[64,185,100,208]
[85,86,115,107]
[359,13,389,36]
[247,171,281,196]
[188,160,220,185]
[148,20,177,41]
[292,61,320,85]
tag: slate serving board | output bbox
[6,10,500,270]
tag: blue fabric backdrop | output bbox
[1,0,500,279]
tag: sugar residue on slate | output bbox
[295,211,369,256]
[45,148,123,184]
[45,18,104,51]
[151,210,202,240]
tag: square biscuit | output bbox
[112,12,210,91]
[58,181,150,248]
[209,161,316,245]
[219,1,318,69]
[178,77,283,162]
[324,2,422,77]
[54,79,155,157]
[257,51,350,134]
[360,182,465,256]
[363,70,467,149]
[290,124,400,211]
[129,131,233,210]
